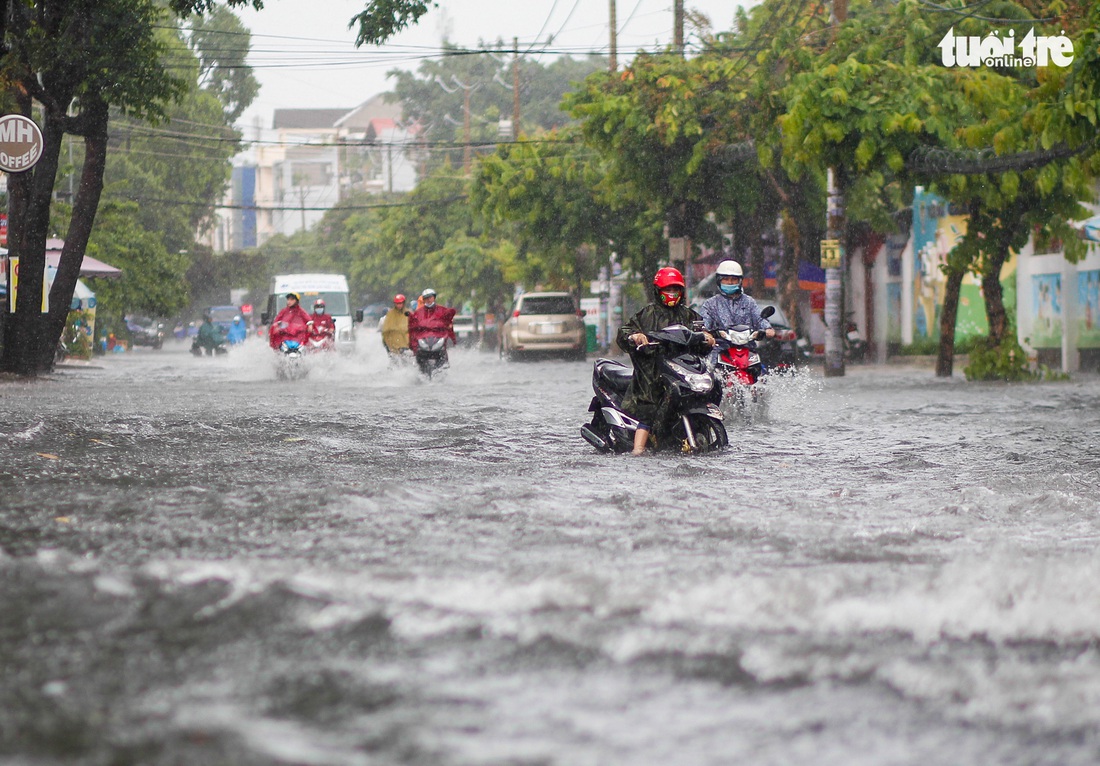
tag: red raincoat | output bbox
[408,304,457,349]
[308,312,336,340]
[269,304,311,349]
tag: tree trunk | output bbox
[40,99,111,371]
[935,266,965,378]
[981,248,1009,346]
[1,102,65,376]
[776,221,802,337]
[747,215,767,299]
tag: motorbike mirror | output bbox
[761,305,776,319]
[354,309,364,323]
[260,312,270,325]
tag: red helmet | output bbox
[394,294,406,304]
[653,267,685,290]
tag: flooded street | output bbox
[2,338,1100,765]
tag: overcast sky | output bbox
[231,0,751,130]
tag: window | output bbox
[519,295,576,315]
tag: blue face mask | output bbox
[719,283,742,297]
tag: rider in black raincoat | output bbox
[616,267,714,455]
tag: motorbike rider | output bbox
[307,299,337,348]
[269,292,311,350]
[380,294,412,355]
[408,288,456,351]
[617,267,715,456]
[700,260,774,363]
[194,315,225,355]
[226,316,248,345]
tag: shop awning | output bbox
[1079,214,1100,243]
[45,251,122,279]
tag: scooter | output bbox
[191,339,228,357]
[580,324,727,454]
[414,335,449,379]
[306,332,335,353]
[845,320,868,363]
[275,339,308,380]
[714,327,770,423]
[713,305,775,423]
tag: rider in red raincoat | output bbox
[407,289,457,349]
[307,299,337,350]
[269,293,311,350]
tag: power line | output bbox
[124,194,469,211]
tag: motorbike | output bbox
[714,331,770,424]
[306,332,335,353]
[414,335,450,378]
[713,305,777,423]
[275,339,308,380]
[190,339,228,357]
[580,324,727,454]
[845,320,868,363]
[757,313,807,372]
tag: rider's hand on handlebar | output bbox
[629,332,649,349]
[703,331,716,348]
[765,328,776,339]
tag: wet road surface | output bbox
[2,339,1100,765]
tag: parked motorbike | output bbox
[845,320,868,363]
[757,312,807,372]
[580,324,727,454]
[275,339,308,380]
[414,335,449,378]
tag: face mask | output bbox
[659,289,682,307]
[315,308,324,315]
[719,283,742,297]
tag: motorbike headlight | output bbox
[685,372,714,392]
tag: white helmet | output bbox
[716,260,743,278]
[421,288,437,298]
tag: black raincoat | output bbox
[616,298,705,427]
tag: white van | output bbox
[261,273,362,352]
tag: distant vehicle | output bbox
[453,315,479,347]
[500,292,586,361]
[261,274,363,354]
[125,315,165,349]
[204,305,240,335]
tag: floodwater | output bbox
[2,338,1099,765]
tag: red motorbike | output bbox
[713,305,775,423]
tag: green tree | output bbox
[387,43,605,173]
[473,129,662,296]
[185,5,260,123]
[83,201,190,329]
[0,0,263,375]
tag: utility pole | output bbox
[609,0,617,72]
[824,0,848,377]
[673,0,684,55]
[441,75,475,174]
[512,37,521,140]
[462,82,471,173]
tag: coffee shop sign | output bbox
[0,115,44,173]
